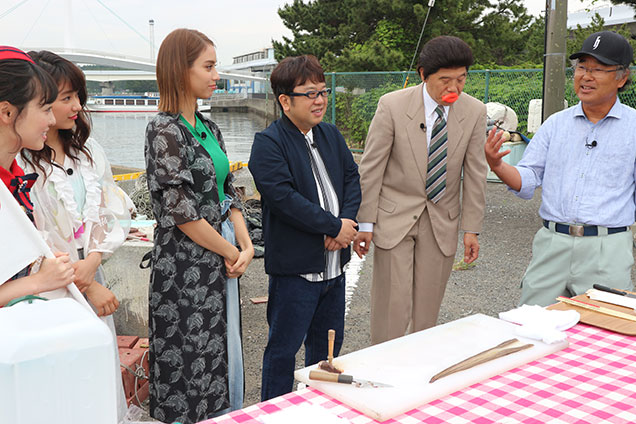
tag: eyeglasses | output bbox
[287,88,331,99]
[574,64,621,77]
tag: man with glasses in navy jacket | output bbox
[249,55,361,401]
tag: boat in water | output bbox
[87,95,210,113]
[87,95,159,113]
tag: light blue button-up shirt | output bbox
[513,98,636,227]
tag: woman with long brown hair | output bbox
[145,29,253,423]
[22,51,130,316]
[20,50,131,421]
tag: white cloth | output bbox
[0,182,50,283]
[499,304,580,344]
[586,288,636,310]
[0,181,89,308]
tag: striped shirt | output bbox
[423,83,449,147]
[300,129,342,282]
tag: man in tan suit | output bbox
[354,36,488,344]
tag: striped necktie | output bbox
[426,105,447,203]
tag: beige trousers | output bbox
[370,208,455,345]
[519,226,634,307]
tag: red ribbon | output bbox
[0,46,35,64]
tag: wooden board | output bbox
[548,293,636,336]
[295,314,568,422]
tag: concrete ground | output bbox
[139,181,636,420]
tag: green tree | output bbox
[273,0,364,63]
[521,16,545,67]
[476,0,538,66]
[273,0,544,71]
[322,41,406,71]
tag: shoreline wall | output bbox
[205,97,279,121]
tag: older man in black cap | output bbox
[485,31,636,306]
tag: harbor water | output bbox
[90,111,268,169]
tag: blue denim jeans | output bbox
[220,197,244,412]
[261,273,345,401]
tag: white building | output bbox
[568,4,636,34]
[219,47,277,94]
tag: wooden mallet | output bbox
[318,329,343,373]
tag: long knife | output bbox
[556,296,636,322]
[592,284,636,299]
[309,370,392,388]
[429,338,534,383]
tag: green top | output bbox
[179,114,229,202]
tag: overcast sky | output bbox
[0,0,610,67]
[526,0,609,16]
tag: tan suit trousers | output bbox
[370,208,455,345]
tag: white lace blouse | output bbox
[22,138,134,262]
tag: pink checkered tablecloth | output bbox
[201,324,636,423]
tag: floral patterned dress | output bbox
[144,111,242,424]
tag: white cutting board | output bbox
[295,314,568,422]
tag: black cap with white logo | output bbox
[569,31,634,67]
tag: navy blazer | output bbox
[249,115,361,276]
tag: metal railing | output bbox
[324,68,636,149]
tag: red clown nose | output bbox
[441,93,459,103]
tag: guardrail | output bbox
[113,162,248,182]
[113,171,145,182]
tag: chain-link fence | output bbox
[325,68,636,149]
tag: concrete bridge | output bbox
[25,47,268,83]
[24,47,278,119]
[82,69,268,83]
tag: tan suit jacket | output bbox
[357,83,488,256]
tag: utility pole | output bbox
[542,0,568,122]
[64,0,72,50]
[149,19,155,61]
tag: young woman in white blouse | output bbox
[20,50,132,421]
